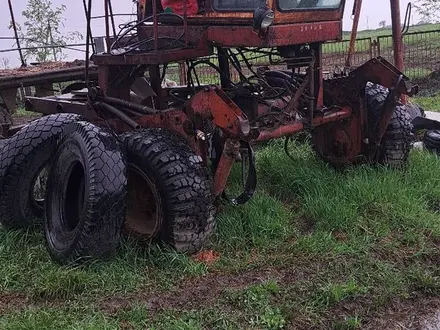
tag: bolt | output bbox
[195,129,207,141]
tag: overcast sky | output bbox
[0,0,420,68]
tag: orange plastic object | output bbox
[193,250,220,264]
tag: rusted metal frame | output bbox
[390,0,404,73]
[25,97,99,120]
[97,110,196,149]
[217,47,232,89]
[390,0,406,104]
[149,65,165,109]
[98,65,133,100]
[213,138,241,197]
[284,73,310,113]
[191,2,344,24]
[7,0,25,67]
[187,87,250,139]
[178,62,187,85]
[94,101,140,129]
[92,46,213,65]
[133,21,341,50]
[207,21,343,47]
[315,44,324,109]
[183,0,189,47]
[308,58,315,125]
[100,96,158,114]
[153,0,159,51]
[85,0,93,89]
[347,57,417,96]
[254,107,352,142]
[345,0,362,69]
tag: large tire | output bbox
[423,130,440,154]
[365,83,413,168]
[44,121,127,265]
[0,113,82,229]
[122,128,215,253]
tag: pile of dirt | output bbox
[413,70,440,97]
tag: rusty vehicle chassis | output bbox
[16,0,419,204]
[25,51,418,203]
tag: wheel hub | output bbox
[125,164,163,240]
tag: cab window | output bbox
[213,0,266,11]
[279,0,342,10]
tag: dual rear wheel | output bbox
[0,115,215,264]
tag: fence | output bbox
[166,28,440,85]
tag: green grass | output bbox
[414,94,440,111]
[14,107,40,118]
[344,23,440,40]
[1,132,440,329]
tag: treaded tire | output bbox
[0,113,82,229]
[122,128,215,253]
[365,83,413,168]
[423,130,440,153]
[44,121,127,265]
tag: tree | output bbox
[379,20,387,29]
[414,0,440,23]
[10,0,82,63]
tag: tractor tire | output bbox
[0,113,82,229]
[44,121,127,265]
[365,83,413,168]
[423,130,440,154]
[122,128,215,253]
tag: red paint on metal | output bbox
[390,0,404,72]
[213,139,240,197]
[98,110,196,149]
[188,87,250,139]
[92,46,212,65]
[153,0,158,51]
[390,0,407,104]
[207,21,342,47]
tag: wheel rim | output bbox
[31,165,49,211]
[63,161,85,231]
[125,164,163,240]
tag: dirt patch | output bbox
[99,268,285,315]
[0,292,29,314]
[364,296,440,330]
[296,216,316,235]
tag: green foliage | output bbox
[11,0,82,63]
[224,281,286,329]
[312,280,369,309]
